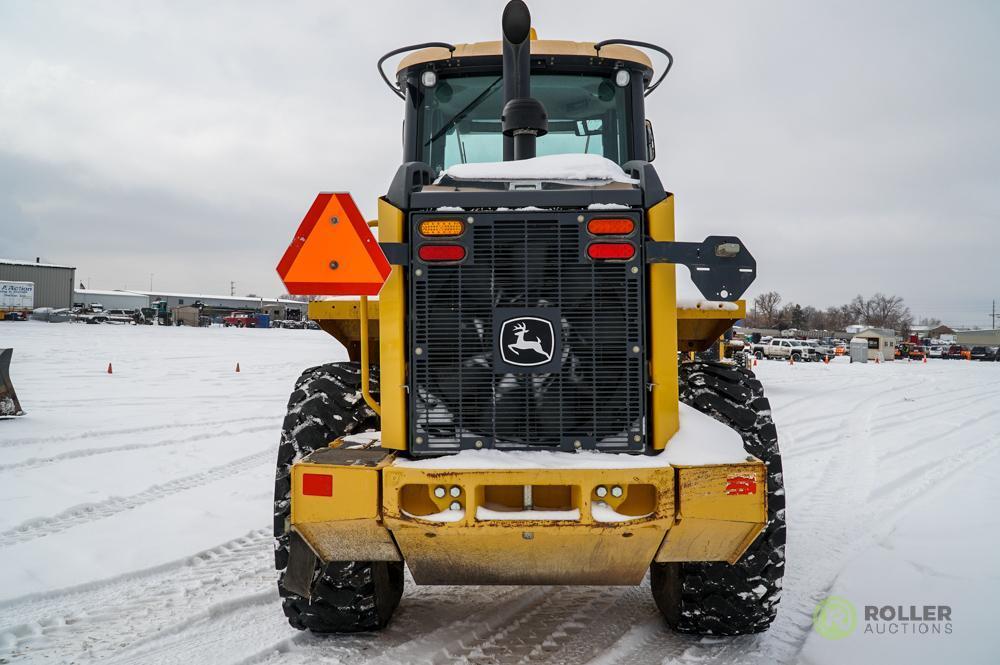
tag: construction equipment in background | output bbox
[271,0,783,637]
[0,348,25,418]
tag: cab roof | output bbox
[397,39,654,73]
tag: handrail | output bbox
[358,295,381,416]
[377,42,457,99]
[594,39,673,97]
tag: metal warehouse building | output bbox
[73,289,151,310]
[956,329,1000,346]
[0,259,76,309]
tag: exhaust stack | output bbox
[501,0,547,161]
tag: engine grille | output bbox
[410,211,645,454]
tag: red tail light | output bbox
[419,244,466,262]
[588,243,635,260]
[302,473,333,497]
[588,218,635,235]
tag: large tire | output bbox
[274,361,404,633]
[650,360,785,635]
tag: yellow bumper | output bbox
[291,451,767,586]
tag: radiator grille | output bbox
[410,212,645,454]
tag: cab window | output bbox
[417,74,632,174]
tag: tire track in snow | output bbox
[233,584,538,665]
[356,586,555,665]
[0,449,273,547]
[0,529,275,662]
[748,368,1000,664]
[0,423,278,473]
[361,585,630,665]
[0,415,280,449]
[100,591,284,665]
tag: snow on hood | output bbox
[393,403,749,469]
[440,154,638,185]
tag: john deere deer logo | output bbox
[499,316,555,367]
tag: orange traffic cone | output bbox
[923,356,927,364]
[823,355,830,364]
[235,362,241,373]
[753,357,758,367]
[876,355,880,364]
[107,362,113,374]
[789,356,794,365]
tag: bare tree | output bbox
[801,305,822,331]
[753,291,783,328]
[850,293,912,331]
[742,291,923,334]
[824,305,853,332]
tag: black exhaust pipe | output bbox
[501,0,547,161]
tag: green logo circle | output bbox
[812,596,857,640]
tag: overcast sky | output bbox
[2,1,998,325]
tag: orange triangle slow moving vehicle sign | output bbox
[276,193,391,296]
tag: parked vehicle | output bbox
[894,343,925,360]
[223,311,257,328]
[105,308,137,324]
[970,346,999,361]
[814,340,837,358]
[927,345,945,359]
[765,338,816,362]
[946,344,968,360]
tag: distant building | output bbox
[71,288,303,316]
[74,289,150,310]
[910,324,955,338]
[0,258,76,309]
[955,329,1000,346]
[135,290,303,315]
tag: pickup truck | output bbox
[223,312,257,328]
[764,338,817,362]
[946,344,968,360]
[806,340,837,359]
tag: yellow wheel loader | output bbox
[273,0,783,636]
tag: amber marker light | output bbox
[419,220,465,237]
[587,218,635,235]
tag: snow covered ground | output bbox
[1,322,998,663]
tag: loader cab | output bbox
[395,42,656,175]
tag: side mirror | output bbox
[645,119,656,162]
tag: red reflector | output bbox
[588,243,635,260]
[588,218,635,235]
[302,473,333,497]
[419,244,466,262]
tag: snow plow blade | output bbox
[0,348,25,418]
[289,446,767,586]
